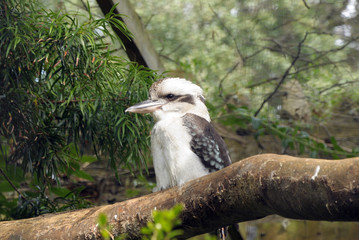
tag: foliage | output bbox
[0,0,159,220]
[96,205,183,240]
[0,161,92,220]
[133,0,359,110]
[97,212,118,240]
[0,0,156,182]
[215,105,359,159]
[141,204,183,240]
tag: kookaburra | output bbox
[126,77,231,191]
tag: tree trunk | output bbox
[1,154,358,239]
[96,0,165,73]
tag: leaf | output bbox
[79,155,97,163]
[97,213,108,227]
[281,138,292,149]
[73,169,94,181]
[330,136,344,152]
[0,181,16,193]
[299,143,305,154]
[50,187,71,197]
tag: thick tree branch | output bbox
[1,154,358,239]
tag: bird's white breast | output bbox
[151,113,209,191]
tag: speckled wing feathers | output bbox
[182,113,231,172]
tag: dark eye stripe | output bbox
[161,94,195,105]
[178,95,195,105]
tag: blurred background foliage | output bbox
[1,0,359,239]
[132,0,359,160]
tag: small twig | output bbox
[248,59,346,89]
[307,35,359,63]
[0,168,32,204]
[144,14,154,28]
[167,43,184,57]
[246,77,280,89]
[210,4,245,96]
[254,32,308,117]
[209,5,244,61]
[302,0,310,9]
[219,61,241,97]
[159,54,182,66]
[319,80,359,94]
[64,0,87,10]
[80,0,89,11]
[243,48,266,61]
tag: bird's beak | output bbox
[125,99,165,114]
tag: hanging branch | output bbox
[254,32,308,117]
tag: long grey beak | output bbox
[125,99,165,114]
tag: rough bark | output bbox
[1,154,358,239]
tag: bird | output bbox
[126,77,231,189]
[125,77,233,239]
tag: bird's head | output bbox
[126,78,210,121]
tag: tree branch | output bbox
[209,4,245,97]
[254,32,308,117]
[319,79,359,94]
[1,154,358,239]
[219,60,242,97]
[302,0,310,9]
[246,60,346,89]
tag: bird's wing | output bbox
[182,113,231,172]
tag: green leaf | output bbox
[330,136,344,152]
[97,213,108,227]
[50,187,72,197]
[73,169,94,181]
[79,155,97,163]
[0,181,16,193]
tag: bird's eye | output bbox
[166,94,175,99]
